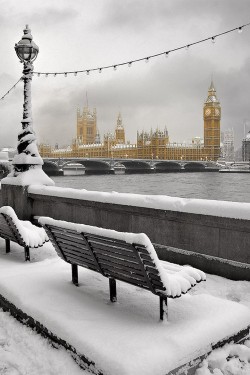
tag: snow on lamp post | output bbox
[12,25,43,175]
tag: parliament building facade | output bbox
[39,81,221,161]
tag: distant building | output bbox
[242,131,250,161]
[203,80,221,161]
[39,81,221,161]
[77,106,97,144]
[221,128,234,161]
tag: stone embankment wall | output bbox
[1,184,250,280]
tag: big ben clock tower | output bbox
[203,80,221,161]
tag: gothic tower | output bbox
[203,80,221,161]
[77,106,97,144]
[115,113,125,144]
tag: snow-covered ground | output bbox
[0,239,249,375]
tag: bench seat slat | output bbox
[86,235,136,252]
[89,241,137,260]
[138,253,154,263]
[85,233,130,245]
[49,228,86,239]
[148,272,162,282]
[98,258,145,278]
[0,227,18,241]
[48,225,82,236]
[142,259,156,268]
[150,278,166,289]
[0,217,18,233]
[145,266,160,276]
[60,246,96,263]
[132,244,149,254]
[94,252,144,272]
[92,246,138,262]
[56,237,88,250]
[49,230,86,246]
[104,269,150,289]
[92,247,139,265]
[65,254,100,272]
[0,218,15,231]
[56,241,90,256]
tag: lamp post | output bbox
[12,25,43,175]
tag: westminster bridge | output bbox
[42,157,219,175]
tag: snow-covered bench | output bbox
[39,217,206,320]
[0,206,49,261]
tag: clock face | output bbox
[205,108,211,116]
[215,108,220,116]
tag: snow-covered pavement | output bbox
[0,239,249,375]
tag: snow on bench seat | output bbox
[0,206,49,261]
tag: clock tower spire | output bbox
[203,80,221,161]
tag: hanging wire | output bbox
[31,22,250,77]
[1,22,250,101]
[0,77,23,101]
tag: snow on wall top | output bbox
[29,185,250,220]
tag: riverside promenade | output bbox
[0,177,250,374]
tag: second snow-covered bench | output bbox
[39,217,206,320]
[0,206,49,261]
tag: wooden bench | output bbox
[39,217,206,320]
[0,206,49,261]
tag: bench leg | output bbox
[24,246,30,262]
[109,278,117,302]
[72,264,78,286]
[5,239,10,253]
[160,296,168,321]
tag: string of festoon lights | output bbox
[0,77,23,101]
[1,22,249,101]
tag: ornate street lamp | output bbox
[12,25,43,175]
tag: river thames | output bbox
[51,172,250,203]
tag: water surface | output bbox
[51,172,250,203]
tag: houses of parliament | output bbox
[39,81,221,161]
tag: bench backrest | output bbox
[0,213,25,246]
[44,223,167,297]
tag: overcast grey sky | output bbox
[0,0,250,149]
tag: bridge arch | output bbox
[62,159,114,175]
[154,161,182,172]
[116,160,153,174]
[42,161,63,176]
[183,162,205,171]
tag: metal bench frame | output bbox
[42,223,187,320]
[0,213,39,261]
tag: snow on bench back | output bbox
[0,206,48,248]
[39,216,206,298]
